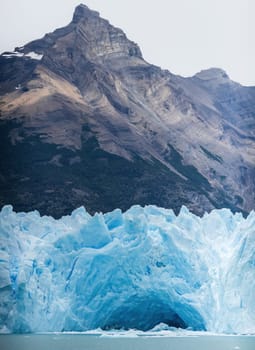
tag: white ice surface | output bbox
[0,205,254,334]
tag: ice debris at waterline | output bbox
[0,205,255,334]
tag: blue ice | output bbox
[0,204,254,334]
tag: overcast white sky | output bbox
[0,0,254,86]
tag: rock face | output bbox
[0,4,254,217]
[1,204,255,333]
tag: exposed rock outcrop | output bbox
[0,4,254,217]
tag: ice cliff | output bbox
[0,204,255,334]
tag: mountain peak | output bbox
[70,3,143,63]
[16,2,143,79]
[194,68,229,81]
[72,3,99,23]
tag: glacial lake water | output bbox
[0,334,255,350]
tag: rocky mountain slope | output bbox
[0,4,254,217]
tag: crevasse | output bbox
[0,204,254,334]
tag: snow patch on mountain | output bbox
[2,51,43,60]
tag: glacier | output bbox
[0,204,255,334]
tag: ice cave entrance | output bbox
[98,295,204,331]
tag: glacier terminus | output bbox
[0,204,255,334]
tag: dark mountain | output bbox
[0,4,254,217]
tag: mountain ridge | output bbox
[0,3,254,217]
